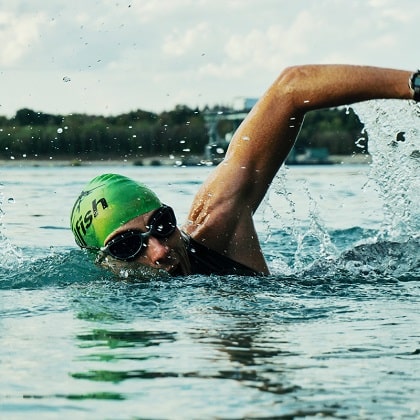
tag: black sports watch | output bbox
[409,70,420,102]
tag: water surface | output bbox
[0,101,419,419]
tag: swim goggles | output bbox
[98,205,177,261]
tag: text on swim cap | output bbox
[74,197,108,246]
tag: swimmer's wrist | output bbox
[409,70,420,102]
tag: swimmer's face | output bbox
[99,208,191,276]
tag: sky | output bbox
[0,0,419,118]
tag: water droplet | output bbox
[57,128,63,134]
[7,197,15,204]
[355,137,366,149]
[63,76,71,83]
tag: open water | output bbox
[0,101,419,419]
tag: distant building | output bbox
[232,97,258,111]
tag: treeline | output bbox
[0,105,366,161]
[0,105,208,160]
[298,107,367,155]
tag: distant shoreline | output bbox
[0,153,372,168]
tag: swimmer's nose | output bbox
[144,236,170,265]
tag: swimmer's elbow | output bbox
[272,65,318,111]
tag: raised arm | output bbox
[185,64,416,271]
[221,65,413,209]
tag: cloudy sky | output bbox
[0,0,418,117]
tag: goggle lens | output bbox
[107,232,144,260]
[101,205,176,261]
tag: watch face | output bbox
[411,72,420,91]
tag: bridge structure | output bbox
[203,98,258,163]
[202,100,332,165]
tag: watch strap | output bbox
[409,70,420,102]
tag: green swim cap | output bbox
[70,173,161,249]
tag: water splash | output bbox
[262,167,338,275]
[353,100,419,241]
[265,100,419,277]
[293,180,338,271]
[0,184,23,270]
[0,250,110,290]
[303,237,419,281]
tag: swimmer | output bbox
[71,65,420,276]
